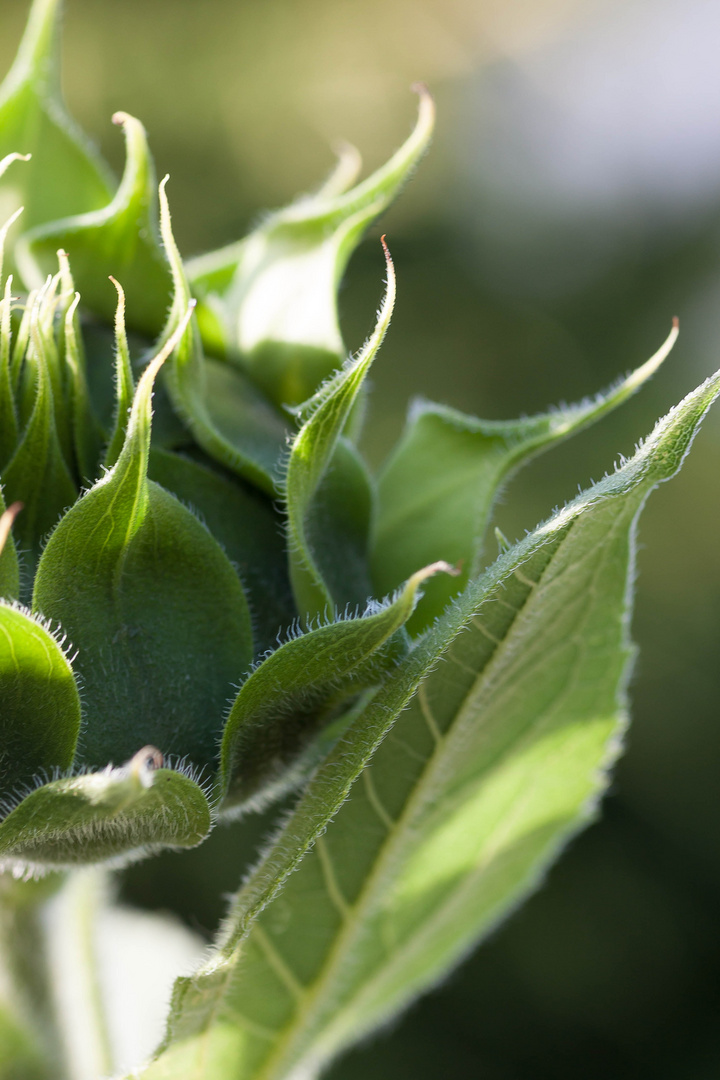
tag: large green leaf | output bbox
[0,0,113,275]
[187,88,434,407]
[138,368,720,1080]
[219,562,451,812]
[17,112,172,337]
[372,321,679,632]
[285,241,395,621]
[159,180,290,494]
[0,599,80,804]
[0,747,211,872]
[32,316,254,772]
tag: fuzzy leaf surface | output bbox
[187,89,433,407]
[0,494,20,600]
[1,301,77,573]
[372,323,678,632]
[0,0,113,274]
[148,447,295,658]
[159,181,290,494]
[32,327,253,772]
[0,752,211,872]
[286,244,395,621]
[0,601,80,803]
[17,112,172,337]
[220,562,449,811]
[138,369,720,1080]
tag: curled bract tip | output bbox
[410,560,459,588]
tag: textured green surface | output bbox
[286,243,395,621]
[0,756,211,870]
[1,290,77,569]
[372,323,678,632]
[137,369,720,1080]
[188,89,434,406]
[148,447,295,659]
[32,329,253,771]
[160,181,290,494]
[0,0,112,274]
[18,111,172,336]
[220,562,450,811]
[0,494,20,601]
[0,601,80,803]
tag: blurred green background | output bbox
[4,0,720,1075]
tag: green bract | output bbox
[0,2,716,1079]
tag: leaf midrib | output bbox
[247,535,566,1080]
[305,510,633,1063]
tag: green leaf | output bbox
[1,287,77,574]
[32,316,254,773]
[187,88,434,406]
[0,599,80,803]
[159,180,290,494]
[148,447,295,658]
[0,276,19,473]
[142,368,720,1080]
[302,438,375,614]
[0,747,211,871]
[219,561,451,812]
[57,254,106,484]
[104,276,135,469]
[0,0,113,275]
[372,321,679,633]
[286,242,395,621]
[17,112,172,337]
[0,498,21,600]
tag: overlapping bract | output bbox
[0,0,448,871]
[0,0,694,879]
[1,4,718,1079]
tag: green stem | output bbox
[43,870,115,1080]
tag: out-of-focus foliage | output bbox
[2,0,720,1076]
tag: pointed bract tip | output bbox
[141,302,196,388]
[673,315,679,330]
[0,502,23,559]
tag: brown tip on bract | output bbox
[129,745,164,788]
[0,502,23,558]
[672,316,679,330]
[132,745,164,771]
[415,560,461,584]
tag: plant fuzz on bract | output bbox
[0,1,717,1078]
